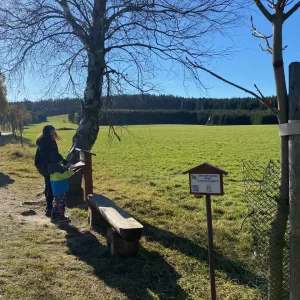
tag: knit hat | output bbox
[48,125,55,132]
[51,152,64,163]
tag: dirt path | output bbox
[0,133,47,224]
[0,173,121,300]
[0,132,50,228]
[0,173,49,226]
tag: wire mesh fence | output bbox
[243,160,289,300]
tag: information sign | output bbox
[191,174,221,194]
[183,162,228,300]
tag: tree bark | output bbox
[68,1,106,194]
[68,50,105,194]
[268,139,289,299]
[19,124,23,147]
[289,62,300,300]
[268,8,289,300]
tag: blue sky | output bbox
[162,6,300,99]
[7,3,300,101]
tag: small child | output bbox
[48,152,73,223]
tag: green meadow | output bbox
[0,115,280,299]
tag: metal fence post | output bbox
[288,62,300,300]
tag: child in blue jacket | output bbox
[48,152,73,223]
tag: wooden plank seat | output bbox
[87,194,143,255]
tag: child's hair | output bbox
[36,124,63,142]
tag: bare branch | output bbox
[254,0,273,21]
[0,0,249,105]
[284,1,300,20]
[279,0,290,8]
[186,57,278,116]
[284,0,295,6]
[254,84,274,108]
[259,44,271,53]
[69,0,92,30]
[55,0,89,47]
[267,0,276,10]
[251,16,273,54]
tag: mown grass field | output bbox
[0,115,280,299]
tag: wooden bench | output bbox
[87,194,143,256]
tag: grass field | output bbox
[0,115,280,299]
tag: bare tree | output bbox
[4,105,18,138]
[0,73,8,116]
[15,104,32,147]
[3,103,31,145]
[188,0,300,298]
[0,0,249,153]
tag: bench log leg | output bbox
[88,205,107,226]
[106,228,139,256]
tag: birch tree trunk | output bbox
[68,54,104,195]
[70,51,104,151]
[68,0,106,194]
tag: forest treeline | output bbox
[18,94,278,125]
[98,109,277,126]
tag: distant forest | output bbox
[20,94,278,125]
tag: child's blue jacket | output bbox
[47,163,73,197]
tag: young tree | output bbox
[68,107,75,123]
[0,0,248,153]
[3,103,32,145]
[0,73,8,117]
[188,1,300,298]
[4,105,18,138]
[15,104,32,147]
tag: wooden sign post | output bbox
[74,148,96,201]
[184,163,228,300]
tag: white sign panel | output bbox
[190,174,221,194]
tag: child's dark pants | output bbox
[44,176,53,212]
[51,193,66,217]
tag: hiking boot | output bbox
[58,215,70,223]
[51,213,59,222]
[45,210,52,217]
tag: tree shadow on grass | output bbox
[0,135,36,148]
[0,172,15,187]
[0,134,12,146]
[18,136,36,147]
[142,221,263,288]
[60,223,189,300]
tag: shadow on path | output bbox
[0,133,12,146]
[20,209,37,216]
[66,194,87,209]
[0,172,15,188]
[60,223,189,299]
